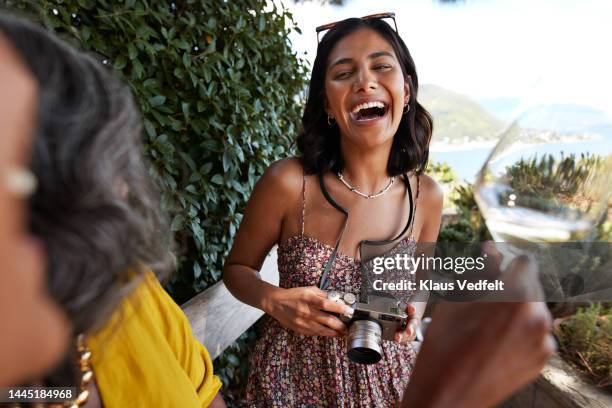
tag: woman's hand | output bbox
[395,303,420,344]
[265,286,354,337]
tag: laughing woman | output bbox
[223,15,442,406]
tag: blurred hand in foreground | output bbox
[402,255,555,408]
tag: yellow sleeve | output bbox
[88,271,222,407]
[142,272,223,406]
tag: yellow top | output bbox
[87,271,222,407]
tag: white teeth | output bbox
[351,101,386,113]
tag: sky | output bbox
[282,0,612,115]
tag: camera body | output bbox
[327,290,408,364]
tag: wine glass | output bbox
[475,111,611,243]
[474,98,612,302]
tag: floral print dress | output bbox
[244,176,419,408]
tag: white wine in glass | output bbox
[474,112,611,243]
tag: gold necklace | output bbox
[337,172,395,199]
[20,334,93,408]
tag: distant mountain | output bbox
[419,84,504,144]
[478,98,612,135]
[519,104,612,135]
[420,86,612,143]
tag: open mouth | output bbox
[350,101,389,122]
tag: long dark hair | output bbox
[0,14,172,353]
[297,18,433,176]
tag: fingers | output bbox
[479,241,504,281]
[482,241,503,264]
[542,333,557,360]
[277,287,350,337]
[304,286,328,298]
[309,322,339,337]
[406,303,417,317]
[318,297,354,316]
[509,259,544,302]
[291,319,342,337]
[312,310,347,334]
[306,287,354,316]
[395,320,418,343]
[394,303,419,343]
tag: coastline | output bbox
[430,133,603,153]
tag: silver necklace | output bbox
[337,172,395,199]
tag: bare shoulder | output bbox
[417,173,444,211]
[415,173,444,241]
[248,157,304,219]
[258,157,304,199]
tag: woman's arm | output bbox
[223,158,351,337]
[222,159,295,312]
[397,174,443,343]
[414,174,443,319]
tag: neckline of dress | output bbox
[278,234,416,264]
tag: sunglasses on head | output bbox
[315,12,398,43]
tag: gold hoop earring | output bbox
[327,114,336,126]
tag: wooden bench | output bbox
[182,247,279,359]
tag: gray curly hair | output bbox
[0,14,174,340]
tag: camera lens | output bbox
[347,319,382,364]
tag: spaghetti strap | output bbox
[408,174,420,237]
[300,173,306,236]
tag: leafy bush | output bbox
[504,153,605,217]
[438,183,491,242]
[4,0,308,403]
[427,161,458,184]
[438,153,610,242]
[555,303,612,390]
[427,161,462,210]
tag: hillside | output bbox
[419,84,505,144]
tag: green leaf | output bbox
[170,214,184,231]
[114,55,127,70]
[211,174,224,185]
[143,119,156,138]
[181,102,190,122]
[149,95,166,106]
[222,150,232,172]
[179,152,196,172]
[128,43,138,60]
[201,163,213,174]
[176,40,191,50]
[193,261,202,278]
[132,58,144,79]
[226,354,239,366]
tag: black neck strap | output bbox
[317,173,414,290]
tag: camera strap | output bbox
[317,173,414,291]
[318,173,349,290]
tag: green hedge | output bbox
[4,0,308,297]
[4,0,308,402]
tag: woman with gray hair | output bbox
[0,14,223,407]
[0,28,69,387]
